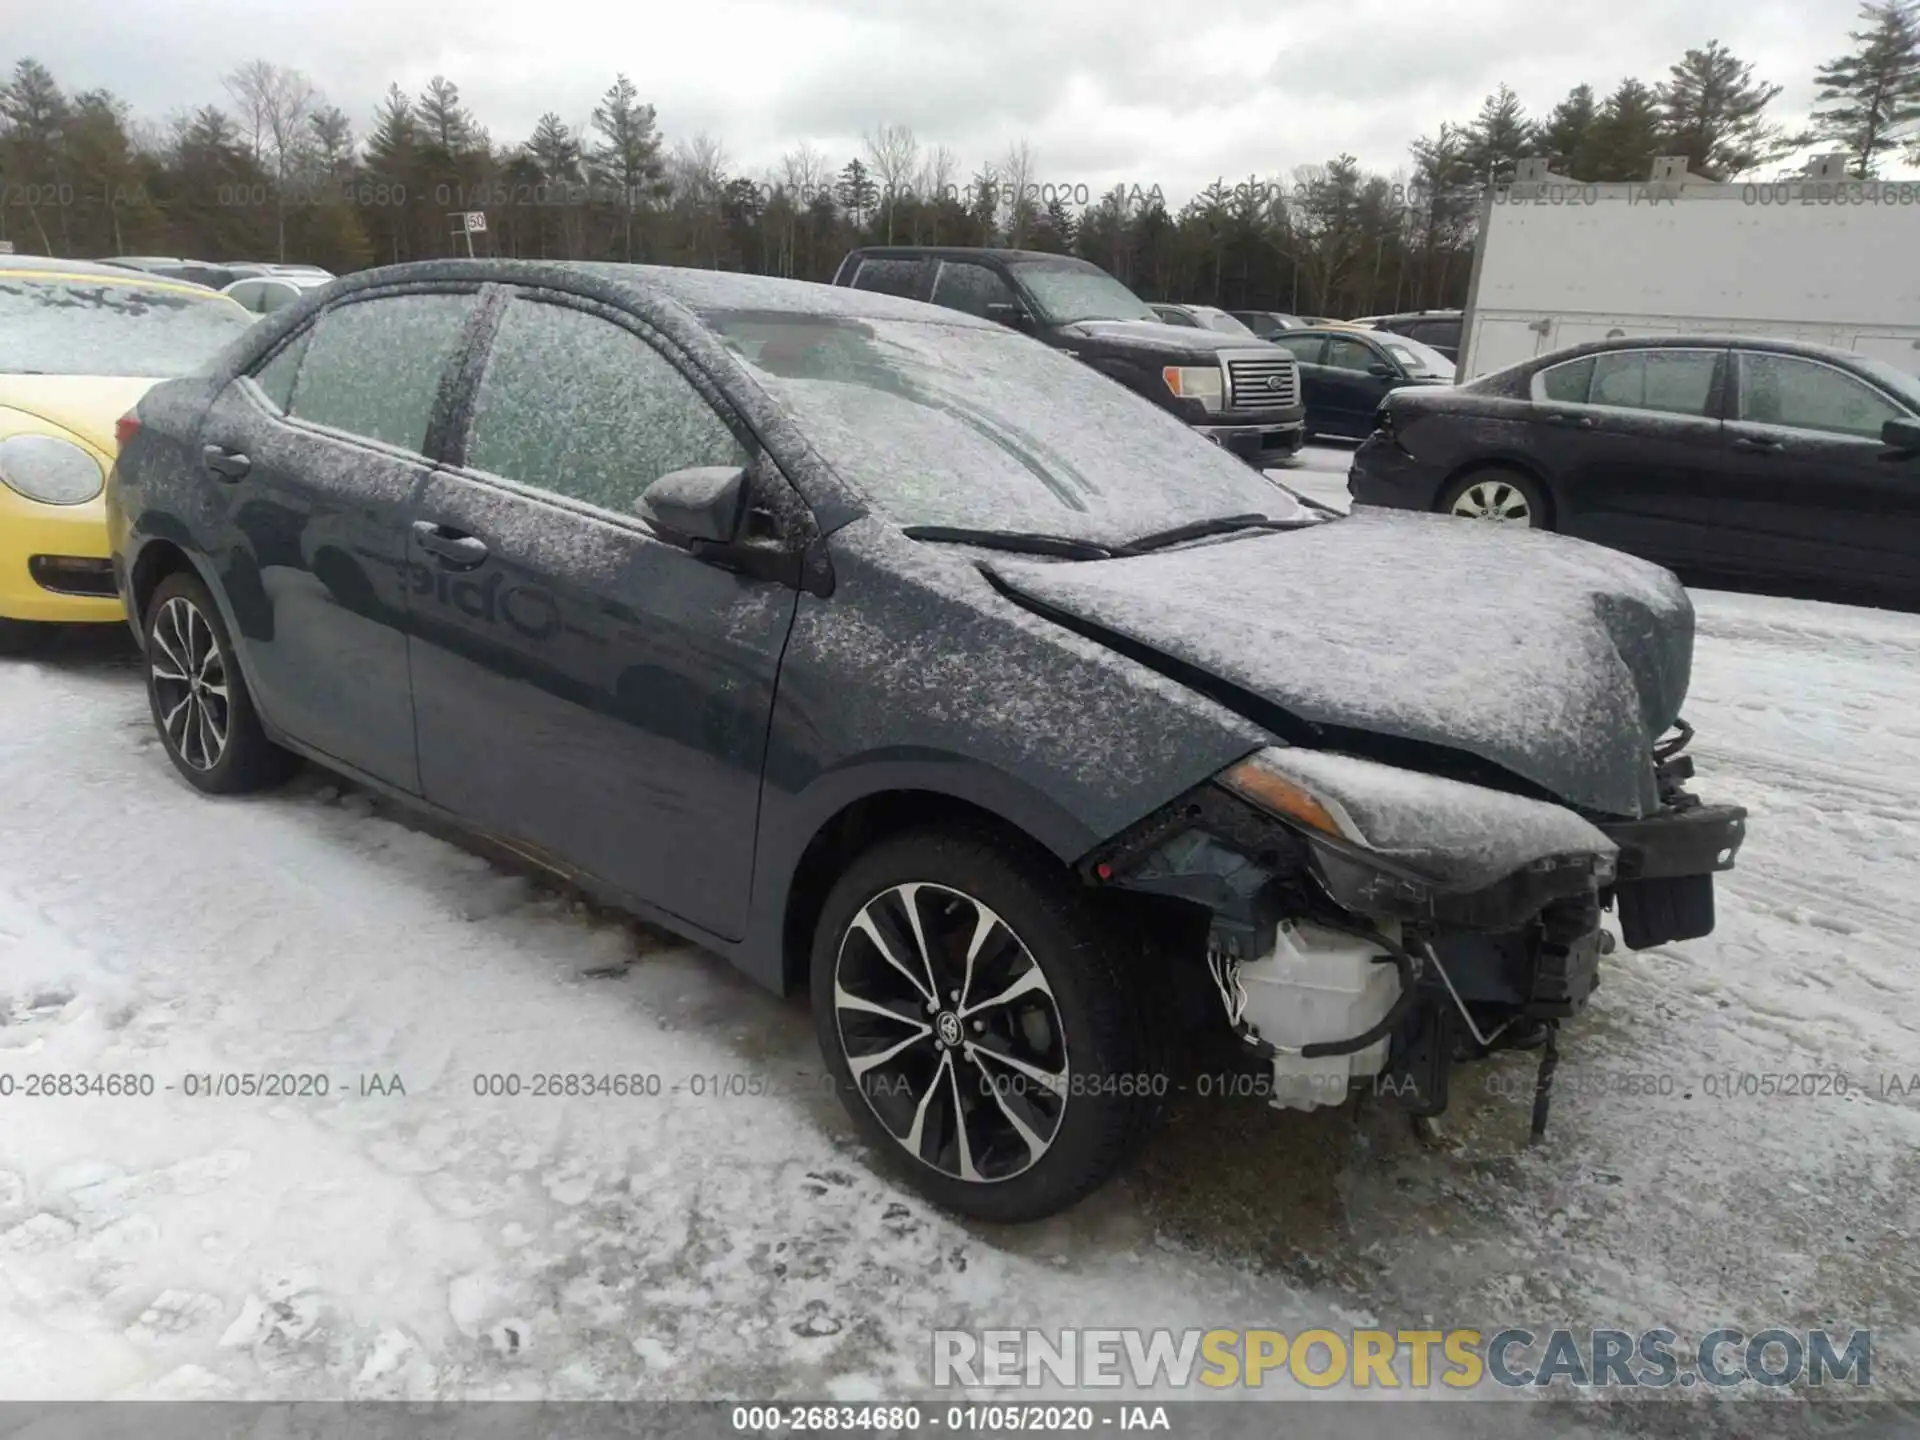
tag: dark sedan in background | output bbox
[1350,334,1920,598]
[1266,326,1455,438]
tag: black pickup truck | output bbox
[831,247,1306,466]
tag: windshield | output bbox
[1008,261,1158,325]
[1194,308,1255,337]
[1378,335,1456,380]
[0,275,254,377]
[700,309,1309,541]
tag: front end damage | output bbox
[1082,730,1747,1135]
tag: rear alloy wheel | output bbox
[812,830,1158,1222]
[1440,467,1548,528]
[144,571,296,794]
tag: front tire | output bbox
[811,828,1159,1223]
[143,571,297,794]
[1439,467,1549,529]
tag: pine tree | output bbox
[835,157,877,227]
[63,89,163,254]
[363,84,417,171]
[589,75,666,260]
[416,76,476,157]
[1539,84,1599,176]
[528,113,581,184]
[1585,79,1664,181]
[0,59,73,253]
[1460,85,1536,180]
[1810,1,1920,178]
[1655,41,1785,179]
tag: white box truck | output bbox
[1458,156,1920,381]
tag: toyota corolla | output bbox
[108,260,1747,1222]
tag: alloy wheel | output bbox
[149,595,230,771]
[832,882,1069,1184]
[1449,478,1534,524]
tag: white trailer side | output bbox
[1459,172,1920,380]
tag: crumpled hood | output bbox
[984,509,1694,818]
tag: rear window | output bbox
[1406,318,1461,349]
[0,275,254,377]
[1536,356,1597,403]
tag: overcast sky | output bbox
[6,0,1884,200]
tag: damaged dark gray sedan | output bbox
[107,260,1748,1222]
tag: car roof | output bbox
[1525,332,1887,367]
[844,245,1099,267]
[301,258,1003,331]
[3,254,171,279]
[0,255,224,293]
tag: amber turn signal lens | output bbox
[1220,759,1349,839]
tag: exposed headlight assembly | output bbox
[1219,747,1618,926]
[0,433,105,506]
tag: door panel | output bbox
[406,475,797,938]
[199,291,482,790]
[1316,335,1395,436]
[1717,351,1920,587]
[406,291,801,938]
[1269,335,1331,431]
[1525,348,1731,567]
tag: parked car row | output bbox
[102,256,337,315]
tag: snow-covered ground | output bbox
[2,449,1915,1422]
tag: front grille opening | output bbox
[29,555,118,598]
[1226,357,1300,410]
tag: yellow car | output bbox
[1,256,255,653]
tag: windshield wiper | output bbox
[901,526,1115,560]
[1118,513,1318,554]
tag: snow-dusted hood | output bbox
[983,509,1694,818]
[1060,319,1275,357]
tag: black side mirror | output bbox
[637,464,748,544]
[1882,416,1920,456]
[1367,362,1396,379]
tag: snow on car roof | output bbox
[584,264,999,328]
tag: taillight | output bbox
[115,412,141,448]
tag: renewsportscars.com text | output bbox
[932,1327,1871,1390]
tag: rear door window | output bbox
[1587,349,1721,418]
[1535,356,1596,402]
[250,328,312,412]
[849,258,925,300]
[286,292,479,453]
